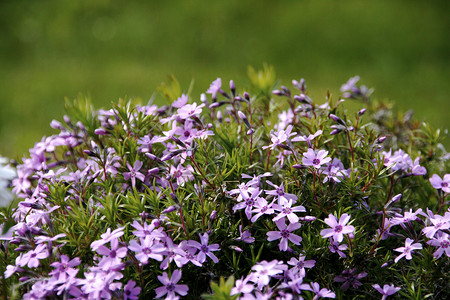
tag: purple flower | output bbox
[155,270,189,299]
[187,233,220,263]
[372,284,401,299]
[231,275,255,296]
[236,225,255,244]
[334,268,367,291]
[267,218,302,251]
[394,238,422,263]
[300,282,336,299]
[128,236,165,264]
[265,180,297,205]
[292,130,323,148]
[272,199,306,224]
[91,227,125,251]
[430,174,450,193]
[422,212,450,238]
[124,280,141,300]
[96,237,128,271]
[123,160,146,188]
[49,255,80,281]
[176,102,205,119]
[16,244,48,268]
[206,78,223,99]
[320,213,355,243]
[287,254,315,278]
[328,238,348,258]
[250,260,287,290]
[172,94,188,108]
[251,197,275,223]
[302,149,331,169]
[427,232,450,259]
[262,125,296,150]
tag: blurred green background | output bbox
[1,0,449,159]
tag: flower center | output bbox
[143,248,151,255]
[334,225,343,233]
[312,158,320,165]
[166,283,175,291]
[201,245,209,253]
[280,229,290,239]
[110,250,116,258]
[441,241,449,248]
[261,206,268,213]
[442,182,448,187]
[282,207,292,215]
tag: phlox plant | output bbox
[0,69,450,299]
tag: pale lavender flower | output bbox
[429,174,450,193]
[123,160,146,188]
[340,76,360,92]
[187,233,220,263]
[262,125,297,150]
[175,240,202,267]
[422,212,450,238]
[334,268,367,291]
[231,275,255,296]
[328,238,348,258]
[320,213,355,243]
[303,149,331,169]
[390,208,422,226]
[16,244,49,268]
[287,254,315,278]
[372,284,401,300]
[176,102,205,119]
[169,164,194,186]
[300,282,336,299]
[250,260,288,290]
[292,130,323,148]
[172,94,188,108]
[49,255,80,281]
[206,78,223,99]
[251,197,275,223]
[91,227,125,251]
[272,199,306,224]
[128,236,165,264]
[96,238,128,271]
[155,270,189,299]
[121,280,140,300]
[233,188,263,220]
[236,225,255,244]
[265,180,297,205]
[267,218,302,251]
[394,238,422,263]
[160,237,185,270]
[427,232,450,259]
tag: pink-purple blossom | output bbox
[155,270,189,299]
[320,213,355,243]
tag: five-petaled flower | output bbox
[155,270,189,299]
[320,213,355,243]
[394,238,422,263]
[303,149,331,169]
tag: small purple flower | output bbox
[394,238,422,263]
[206,78,223,99]
[251,197,275,223]
[262,125,296,150]
[320,213,355,243]
[231,275,255,296]
[287,254,315,278]
[16,244,49,268]
[172,94,188,108]
[267,218,302,251]
[236,225,255,244]
[427,232,450,259]
[327,238,348,258]
[303,149,331,169]
[123,160,146,188]
[430,174,450,193]
[187,233,220,263]
[292,130,323,148]
[334,268,367,291]
[155,270,189,299]
[124,280,141,300]
[177,102,205,119]
[300,282,336,299]
[272,199,306,224]
[250,260,287,290]
[49,255,81,281]
[96,238,128,271]
[128,236,165,264]
[372,284,401,300]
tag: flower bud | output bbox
[200,93,208,105]
[377,136,387,143]
[50,120,64,130]
[243,92,250,101]
[63,115,71,124]
[210,210,217,220]
[162,205,178,214]
[330,129,342,135]
[358,108,367,116]
[229,80,236,97]
[272,89,283,96]
[94,128,107,135]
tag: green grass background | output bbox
[1,0,449,159]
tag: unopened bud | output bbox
[272,89,283,96]
[229,80,236,97]
[200,93,208,105]
[247,129,254,135]
[329,114,346,126]
[377,136,387,143]
[94,128,107,135]
[358,108,367,116]
[217,111,223,122]
[243,92,250,101]
[50,120,64,130]
[77,121,85,131]
[330,129,342,135]
[162,205,178,214]
[63,115,71,124]
[210,210,217,220]
[170,192,180,205]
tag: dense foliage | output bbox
[1,71,449,299]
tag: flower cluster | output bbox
[0,72,449,299]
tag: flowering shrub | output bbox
[1,72,449,299]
